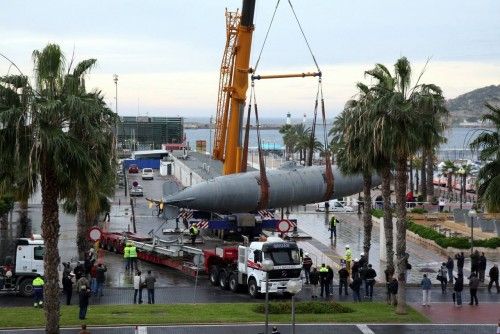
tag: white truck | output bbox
[204,236,303,298]
[0,235,44,296]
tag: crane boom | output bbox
[213,0,256,175]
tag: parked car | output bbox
[316,199,354,213]
[141,168,154,180]
[128,164,139,173]
[130,184,144,197]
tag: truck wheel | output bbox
[19,279,34,297]
[248,278,260,298]
[219,269,229,290]
[229,273,240,293]
[209,265,219,286]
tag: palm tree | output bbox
[279,124,296,160]
[441,160,457,194]
[293,124,310,163]
[470,102,500,212]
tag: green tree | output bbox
[470,102,500,212]
[441,160,457,193]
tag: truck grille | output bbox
[267,269,301,280]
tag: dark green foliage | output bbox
[371,208,384,218]
[253,301,354,314]
[407,221,499,249]
[410,208,428,214]
[0,195,14,215]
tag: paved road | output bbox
[0,324,496,334]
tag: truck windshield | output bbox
[265,249,301,266]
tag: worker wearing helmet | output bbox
[344,245,352,272]
[32,274,44,308]
[128,242,138,272]
[189,224,199,246]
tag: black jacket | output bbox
[365,268,377,280]
[456,254,465,268]
[350,277,362,292]
[489,266,499,280]
[454,277,464,292]
[62,276,73,291]
[446,258,454,270]
[309,270,320,285]
[79,289,91,307]
[338,268,349,280]
[388,279,398,294]
[327,268,334,281]
[96,266,107,283]
[479,256,487,271]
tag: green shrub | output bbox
[0,195,15,215]
[253,301,354,314]
[410,208,428,214]
[371,208,384,219]
[407,221,500,249]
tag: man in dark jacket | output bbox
[453,273,464,306]
[338,266,349,296]
[145,270,157,304]
[62,273,74,305]
[326,265,334,295]
[388,278,398,306]
[95,263,107,297]
[349,276,362,302]
[469,273,480,306]
[302,254,313,284]
[455,252,465,275]
[470,250,480,276]
[79,286,91,320]
[309,267,320,298]
[365,264,377,299]
[478,252,487,282]
[488,264,499,293]
[446,256,454,284]
[351,260,360,279]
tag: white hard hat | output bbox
[304,252,309,256]
[345,245,350,249]
[360,252,365,256]
[354,258,359,262]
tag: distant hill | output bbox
[447,85,500,124]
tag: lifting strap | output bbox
[319,78,334,201]
[250,82,270,210]
[240,83,253,173]
[307,81,320,166]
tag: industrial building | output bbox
[116,116,184,150]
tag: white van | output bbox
[316,199,354,213]
[141,168,154,180]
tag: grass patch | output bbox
[0,302,428,328]
[253,301,353,314]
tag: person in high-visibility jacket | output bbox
[329,216,338,239]
[123,242,131,271]
[189,225,199,246]
[319,264,330,297]
[129,242,138,272]
[344,245,353,272]
[32,275,44,307]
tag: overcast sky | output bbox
[1,0,499,119]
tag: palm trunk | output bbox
[381,163,394,271]
[76,190,89,260]
[447,174,453,193]
[415,167,419,194]
[409,157,414,194]
[420,151,427,199]
[18,199,32,238]
[426,149,434,201]
[41,162,61,333]
[395,156,408,315]
[362,171,373,260]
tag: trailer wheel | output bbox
[248,278,260,298]
[19,279,34,297]
[229,273,240,293]
[209,265,219,286]
[219,269,229,290]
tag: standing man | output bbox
[470,250,480,277]
[128,242,138,272]
[319,264,329,298]
[456,252,465,276]
[309,267,320,299]
[388,277,398,306]
[438,262,448,294]
[133,271,144,304]
[365,264,377,300]
[344,245,352,273]
[62,273,74,305]
[189,224,199,246]
[469,273,480,306]
[327,265,334,295]
[338,265,349,296]
[453,273,464,307]
[421,274,432,307]
[446,256,454,285]
[488,264,499,293]
[438,197,445,212]
[78,286,91,320]
[145,270,157,304]
[123,242,130,272]
[32,274,44,308]
[478,252,487,283]
[349,275,362,302]
[302,253,313,284]
[96,263,107,297]
[329,216,337,239]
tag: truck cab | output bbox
[0,235,44,296]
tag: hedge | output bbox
[410,208,428,214]
[407,221,500,249]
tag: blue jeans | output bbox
[352,290,361,302]
[365,280,374,297]
[79,305,88,319]
[91,278,97,294]
[33,288,43,306]
[134,289,143,304]
[96,282,104,296]
[303,269,310,284]
[147,289,155,304]
[455,291,462,305]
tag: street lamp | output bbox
[468,209,477,254]
[262,259,274,334]
[286,279,302,334]
[457,167,465,210]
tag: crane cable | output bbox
[319,79,334,201]
[253,0,281,74]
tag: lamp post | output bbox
[262,259,274,334]
[286,279,302,334]
[457,167,465,210]
[468,209,477,254]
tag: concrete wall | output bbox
[171,156,204,187]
